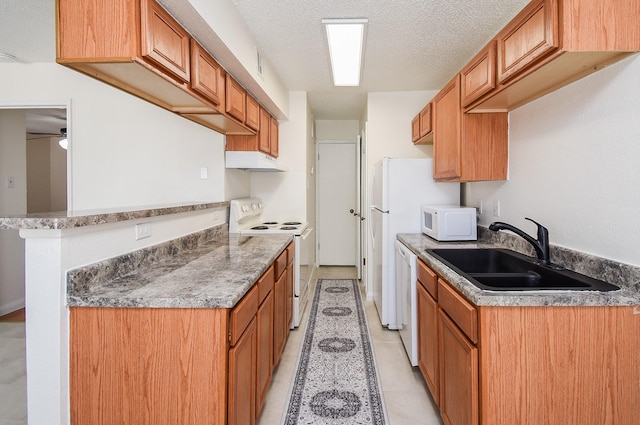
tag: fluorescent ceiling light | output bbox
[322,18,367,86]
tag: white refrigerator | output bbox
[369,158,459,329]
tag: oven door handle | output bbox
[301,227,312,239]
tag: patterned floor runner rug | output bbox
[283,279,387,424]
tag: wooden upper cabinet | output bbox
[269,117,279,158]
[190,39,223,107]
[226,75,247,123]
[419,103,432,138]
[258,109,271,154]
[469,0,639,112]
[433,76,462,180]
[245,96,260,131]
[56,0,256,135]
[433,74,508,182]
[411,115,421,143]
[140,0,191,84]
[461,41,497,107]
[496,0,559,84]
[412,103,433,145]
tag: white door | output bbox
[317,142,357,265]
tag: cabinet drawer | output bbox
[438,279,477,343]
[417,259,438,299]
[274,249,287,279]
[258,265,275,305]
[230,285,259,346]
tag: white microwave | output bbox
[421,205,477,241]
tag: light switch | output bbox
[6,176,15,188]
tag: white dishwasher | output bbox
[395,240,418,366]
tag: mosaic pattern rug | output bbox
[283,279,387,424]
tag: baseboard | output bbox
[0,298,25,317]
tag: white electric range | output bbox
[229,198,312,328]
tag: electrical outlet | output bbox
[476,199,483,214]
[493,200,501,217]
[200,167,208,180]
[135,222,152,240]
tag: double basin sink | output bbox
[426,248,619,292]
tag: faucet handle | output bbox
[525,217,548,237]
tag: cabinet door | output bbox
[258,108,271,154]
[417,283,439,405]
[140,0,190,84]
[190,39,223,106]
[433,75,462,181]
[439,310,478,425]
[228,317,257,425]
[245,96,260,131]
[419,103,432,138]
[226,74,247,122]
[273,271,286,367]
[256,292,273,417]
[496,0,559,84]
[461,42,496,107]
[411,114,421,143]
[269,117,279,158]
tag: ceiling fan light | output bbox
[322,18,367,87]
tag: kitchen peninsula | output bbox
[2,202,293,425]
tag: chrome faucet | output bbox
[489,218,551,265]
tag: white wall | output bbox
[315,120,360,140]
[469,55,640,267]
[0,110,26,315]
[0,63,240,210]
[251,92,311,221]
[365,91,437,168]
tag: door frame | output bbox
[315,139,361,267]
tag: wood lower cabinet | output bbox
[70,246,294,425]
[416,259,640,425]
[417,279,439,404]
[432,74,508,182]
[69,308,228,425]
[229,317,257,425]
[255,266,275,416]
[438,310,478,425]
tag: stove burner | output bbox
[251,225,269,230]
[263,221,278,225]
[283,221,301,226]
[280,226,297,230]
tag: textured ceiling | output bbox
[230,0,529,119]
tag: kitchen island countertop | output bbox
[67,230,292,309]
[398,233,640,307]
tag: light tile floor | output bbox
[0,322,27,425]
[0,267,442,425]
[258,266,443,425]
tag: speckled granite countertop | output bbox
[67,228,292,309]
[398,232,640,307]
[0,201,226,230]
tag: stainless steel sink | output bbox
[426,248,619,291]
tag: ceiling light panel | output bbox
[322,18,367,86]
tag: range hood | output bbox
[225,151,286,172]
